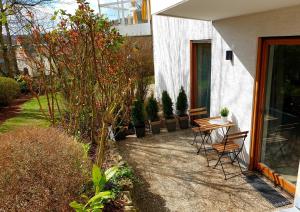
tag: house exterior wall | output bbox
[152,15,212,101]
[152,5,300,165]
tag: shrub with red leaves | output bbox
[0,127,91,211]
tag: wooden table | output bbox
[193,116,236,166]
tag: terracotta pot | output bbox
[134,125,145,138]
[150,120,161,134]
[114,127,127,141]
[165,118,176,132]
[178,115,189,129]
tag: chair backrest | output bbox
[295,161,300,209]
[188,107,208,126]
[224,131,249,150]
[188,107,208,118]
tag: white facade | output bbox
[152,5,300,165]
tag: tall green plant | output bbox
[176,86,188,117]
[131,98,145,127]
[162,90,174,119]
[145,94,159,122]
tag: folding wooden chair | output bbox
[188,107,208,125]
[189,107,208,145]
[212,131,249,180]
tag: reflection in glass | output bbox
[195,43,211,114]
[261,45,300,185]
[98,0,150,25]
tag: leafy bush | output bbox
[131,98,145,127]
[220,107,229,117]
[0,77,20,106]
[0,127,91,211]
[176,86,188,117]
[145,94,159,122]
[70,165,119,211]
[162,90,174,119]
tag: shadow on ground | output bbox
[118,141,169,212]
[117,129,293,212]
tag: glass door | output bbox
[191,42,211,113]
[254,37,300,194]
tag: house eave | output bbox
[152,0,300,21]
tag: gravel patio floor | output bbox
[117,129,293,212]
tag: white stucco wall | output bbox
[152,15,212,101]
[153,5,300,165]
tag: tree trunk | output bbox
[5,21,19,75]
[0,2,12,77]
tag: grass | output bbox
[0,96,51,133]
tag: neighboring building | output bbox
[97,0,151,36]
[151,0,300,195]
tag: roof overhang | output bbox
[153,0,300,21]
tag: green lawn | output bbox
[0,96,51,133]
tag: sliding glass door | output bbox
[253,37,300,194]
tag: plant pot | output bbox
[221,116,228,123]
[178,115,189,129]
[165,118,176,132]
[150,120,161,134]
[114,127,127,141]
[134,125,145,138]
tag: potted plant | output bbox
[114,116,127,141]
[176,86,189,129]
[131,98,146,138]
[162,90,176,132]
[220,107,229,123]
[146,94,160,134]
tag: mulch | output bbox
[0,95,32,124]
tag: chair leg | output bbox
[197,133,206,154]
[214,151,224,169]
[191,132,197,145]
[202,142,210,167]
[219,158,227,180]
[209,134,213,144]
[231,149,241,163]
[232,150,243,174]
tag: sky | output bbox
[37,0,99,16]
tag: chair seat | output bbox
[212,142,240,152]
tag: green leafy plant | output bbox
[0,77,20,106]
[70,165,119,211]
[220,107,229,117]
[162,90,174,119]
[176,86,188,117]
[145,94,159,122]
[110,165,135,191]
[131,98,145,127]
